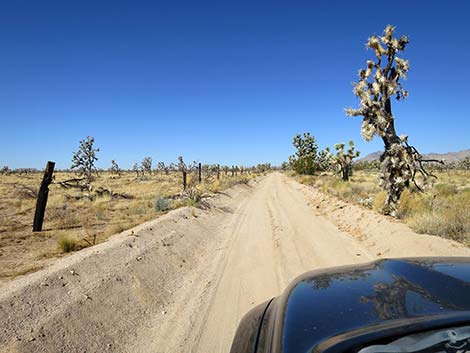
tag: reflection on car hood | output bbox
[280,258,470,353]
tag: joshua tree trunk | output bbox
[341,165,349,181]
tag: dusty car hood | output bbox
[277,258,470,353]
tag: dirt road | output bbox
[1,173,468,353]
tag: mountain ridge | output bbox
[358,149,470,163]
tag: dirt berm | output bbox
[1,173,468,353]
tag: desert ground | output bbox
[1,172,468,353]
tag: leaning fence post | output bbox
[33,161,55,232]
[183,170,187,190]
[198,162,202,183]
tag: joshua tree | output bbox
[157,161,169,174]
[317,148,332,172]
[109,160,121,177]
[331,141,360,181]
[71,136,99,183]
[346,25,440,215]
[289,133,319,175]
[460,156,470,170]
[1,166,10,175]
[177,156,187,172]
[141,156,152,175]
[132,162,140,177]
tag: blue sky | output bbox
[1,1,469,169]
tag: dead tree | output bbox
[346,25,441,215]
[33,161,55,232]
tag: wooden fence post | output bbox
[217,164,220,180]
[198,163,202,183]
[183,170,187,191]
[33,161,55,232]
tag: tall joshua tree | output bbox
[346,25,439,216]
[71,136,99,184]
[332,141,360,181]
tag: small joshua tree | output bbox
[177,156,187,172]
[1,166,10,175]
[317,148,332,172]
[132,162,140,177]
[346,25,440,215]
[157,161,169,175]
[141,156,152,175]
[71,136,99,183]
[109,160,121,177]
[331,141,360,181]
[289,133,319,175]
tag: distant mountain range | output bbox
[358,149,470,163]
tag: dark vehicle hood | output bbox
[232,258,470,353]
[279,258,470,353]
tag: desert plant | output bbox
[289,133,320,175]
[109,160,121,177]
[459,156,470,170]
[155,196,170,211]
[57,236,77,252]
[1,166,10,175]
[141,156,152,175]
[331,141,360,181]
[132,162,141,177]
[71,136,99,184]
[157,161,169,175]
[346,25,440,216]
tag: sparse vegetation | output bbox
[0,163,262,280]
[294,170,470,245]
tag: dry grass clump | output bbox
[57,235,78,253]
[408,188,470,244]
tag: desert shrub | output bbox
[396,189,428,219]
[238,177,250,185]
[297,175,316,186]
[57,236,77,253]
[186,187,203,202]
[128,201,148,215]
[327,179,352,199]
[407,189,470,244]
[373,191,387,212]
[104,223,129,237]
[209,180,220,193]
[432,183,458,197]
[155,197,170,212]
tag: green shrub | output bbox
[155,197,170,212]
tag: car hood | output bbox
[275,258,470,353]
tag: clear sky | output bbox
[1,1,469,169]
